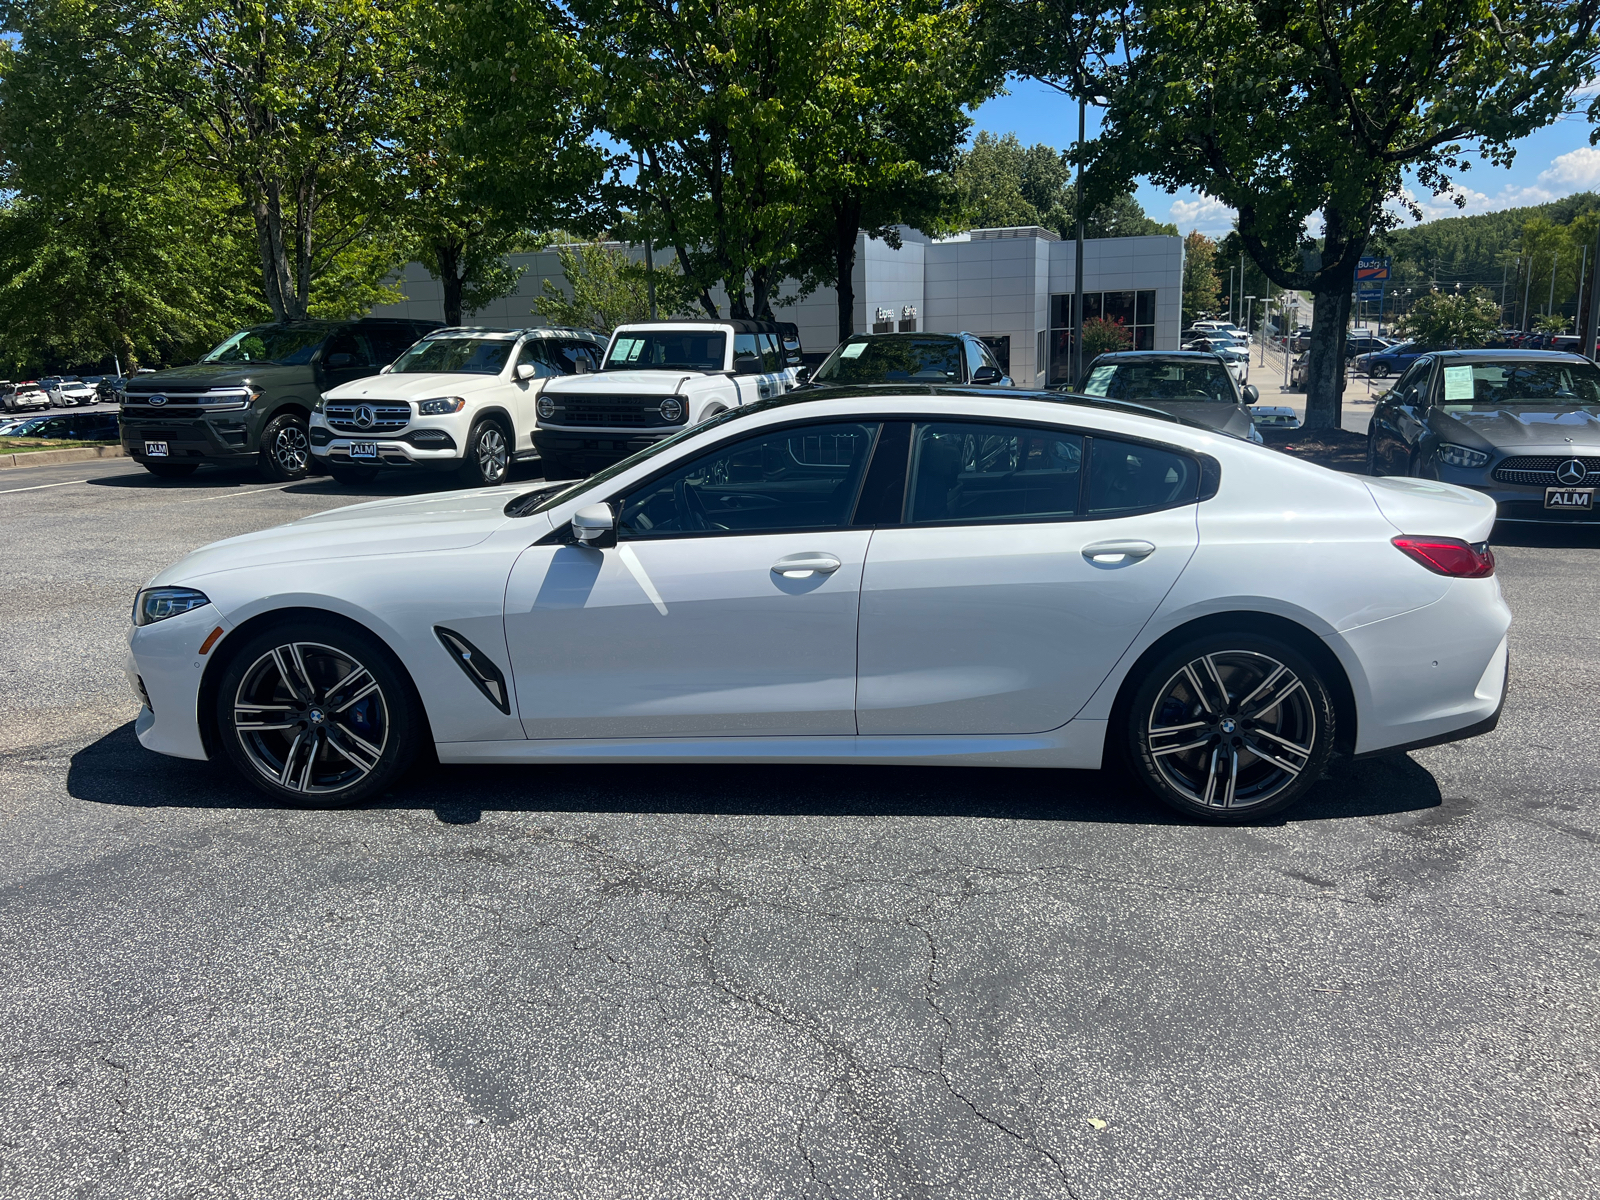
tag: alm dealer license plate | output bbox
[1545,487,1595,511]
[349,442,378,459]
[144,441,168,457]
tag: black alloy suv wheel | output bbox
[1125,632,1335,822]
[458,418,511,487]
[259,412,311,481]
[215,617,422,807]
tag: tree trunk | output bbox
[435,238,465,326]
[1303,280,1351,431]
[834,197,861,346]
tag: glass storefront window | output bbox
[1048,290,1159,385]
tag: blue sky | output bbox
[970,78,1600,236]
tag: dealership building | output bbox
[370,226,1185,387]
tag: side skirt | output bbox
[436,720,1108,769]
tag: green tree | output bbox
[1182,230,1221,326]
[1533,312,1573,335]
[956,132,1043,228]
[1080,314,1133,359]
[1082,0,1600,430]
[533,242,696,332]
[1397,288,1501,346]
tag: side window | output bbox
[905,422,1083,525]
[963,338,985,380]
[515,340,558,377]
[367,328,419,366]
[732,333,763,374]
[324,331,377,368]
[759,333,783,372]
[1086,437,1200,517]
[617,422,879,538]
[1393,360,1429,405]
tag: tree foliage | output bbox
[1080,315,1132,359]
[1181,230,1221,326]
[1086,0,1600,429]
[533,242,697,332]
[1396,288,1501,346]
[955,132,1176,238]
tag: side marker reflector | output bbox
[199,627,224,655]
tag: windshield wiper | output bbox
[504,482,569,518]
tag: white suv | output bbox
[532,319,803,479]
[309,326,606,486]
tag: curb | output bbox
[0,445,126,470]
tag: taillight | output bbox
[1392,535,1495,578]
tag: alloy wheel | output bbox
[273,423,310,473]
[476,425,509,482]
[231,640,389,796]
[1145,650,1316,811]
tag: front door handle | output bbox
[772,552,842,578]
[1082,539,1156,565]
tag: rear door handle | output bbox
[772,552,842,578]
[1082,540,1156,565]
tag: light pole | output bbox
[1072,94,1086,387]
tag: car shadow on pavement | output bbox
[69,722,1441,828]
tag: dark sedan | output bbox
[2,411,121,441]
[1072,350,1263,442]
[1367,349,1600,523]
[804,332,1011,388]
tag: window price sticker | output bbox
[1443,365,1475,401]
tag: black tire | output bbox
[1365,431,1380,476]
[1368,362,1390,379]
[214,616,423,808]
[143,462,198,479]
[457,418,512,487]
[538,451,583,482]
[1124,632,1335,822]
[327,464,380,486]
[258,412,311,481]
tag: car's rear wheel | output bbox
[327,464,380,486]
[216,618,422,807]
[259,413,311,481]
[1125,634,1335,822]
[143,462,198,479]
[457,418,511,487]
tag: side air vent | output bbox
[434,627,511,715]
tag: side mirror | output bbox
[971,365,1002,384]
[571,502,616,547]
[573,357,590,374]
[732,353,763,376]
[326,353,354,368]
[515,362,537,380]
[379,364,393,374]
[1242,384,1259,404]
[793,366,811,384]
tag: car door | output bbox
[503,419,881,738]
[1373,358,1434,472]
[731,332,775,404]
[856,421,1201,735]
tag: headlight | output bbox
[132,587,210,626]
[1437,443,1490,469]
[417,396,466,415]
[660,397,684,422]
[536,396,556,419]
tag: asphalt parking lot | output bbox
[2,456,1597,1199]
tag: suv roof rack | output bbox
[424,324,605,338]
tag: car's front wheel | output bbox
[1368,362,1390,379]
[458,418,511,487]
[1125,633,1335,822]
[259,413,311,481]
[215,618,422,807]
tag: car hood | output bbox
[1431,404,1600,451]
[545,369,710,396]
[1140,402,1255,440]
[123,361,309,390]
[150,488,514,586]
[325,372,512,401]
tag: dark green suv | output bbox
[119,318,439,480]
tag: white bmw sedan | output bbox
[126,391,1510,822]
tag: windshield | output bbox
[605,331,726,372]
[1439,360,1600,406]
[1081,360,1238,404]
[203,326,328,364]
[392,336,515,375]
[813,337,962,384]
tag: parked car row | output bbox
[0,410,121,440]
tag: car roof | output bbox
[424,325,604,341]
[841,331,964,342]
[619,318,786,335]
[1091,350,1227,362]
[1426,349,1593,364]
[753,383,1183,426]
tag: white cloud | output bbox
[1170,194,1235,234]
[1402,146,1600,223]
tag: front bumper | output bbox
[121,412,258,464]
[125,603,232,762]
[532,426,675,468]
[1431,463,1600,524]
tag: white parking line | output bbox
[0,478,89,495]
[178,482,299,503]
